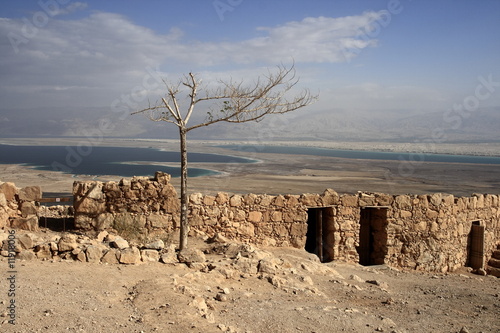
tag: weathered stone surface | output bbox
[160,244,178,264]
[58,233,78,252]
[110,237,129,249]
[16,250,36,260]
[141,249,160,262]
[18,186,42,202]
[101,248,120,264]
[178,248,206,264]
[35,244,52,259]
[21,201,38,218]
[86,245,106,263]
[0,193,7,207]
[144,239,165,250]
[119,246,141,264]
[0,182,17,201]
[10,216,39,231]
[17,233,35,249]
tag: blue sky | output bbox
[0,0,499,133]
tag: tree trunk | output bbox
[179,127,189,250]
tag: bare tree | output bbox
[132,63,317,250]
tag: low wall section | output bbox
[72,173,499,273]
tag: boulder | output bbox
[160,244,178,264]
[119,247,141,264]
[178,248,206,264]
[110,237,129,249]
[141,249,160,262]
[101,249,120,264]
[17,233,35,249]
[86,245,107,263]
[58,233,78,252]
[144,239,165,250]
[18,186,42,202]
[0,182,17,201]
[16,250,36,260]
[35,244,52,259]
[21,202,38,218]
[10,216,39,231]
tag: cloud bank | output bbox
[0,9,385,109]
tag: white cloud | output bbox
[0,10,385,110]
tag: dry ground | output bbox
[0,235,499,333]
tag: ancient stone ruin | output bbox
[1,172,499,276]
[70,172,499,274]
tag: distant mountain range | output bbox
[1,106,499,143]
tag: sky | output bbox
[0,0,499,138]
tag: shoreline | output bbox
[2,136,500,157]
[0,137,499,196]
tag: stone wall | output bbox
[71,174,500,273]
[0,182,41,231]
[73,172,179,240]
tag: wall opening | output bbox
[357,206,388,266]
[467,220,484,270]
[305,207,335,263]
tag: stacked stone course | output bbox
[0,181,41,231]
[69,173,500,273]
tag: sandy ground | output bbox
[0,137,499,197]
[1,235,499,333]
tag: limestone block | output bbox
[0,182,18,201]
[96,213,114,230]
[147,214,171,228]
[248,211,262,223]
[101,248,120,264]
[190,193,203,205]
[259,194,273,206]
[17,233,35,249]
[321,189,339,205]
[110,237,129,250]
[400,210,412,218]
[141,249,160,262]
[442,194,455,206]
[341,195,358,207]
[16,250,36,261]
[74,197,106,215]
[290,223,307,237]
[35,243,52,259]
[86,245,107,263]
[154,171,171,184]
[144,239,165,250]
[178,248,206,264]
[301,193,320,207]
[230,195,243,207]
[103,181,121,199]
[20,201,37,218]
[243,193,258,205]
[273,195,285,207]
[119,246,141,264]
[430,193,443,207]
[0,193,7,207]
[473,194,485,209]
[160,244,178,264]
[10,216,39,231]
[237,223,255,237]
[58,233,78,252]
[216,192,229,205]
[270,211,282,222]
[203,195,216,206]
[426,209,438,219]
[18,186,42,202]
[273,224,288,236]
